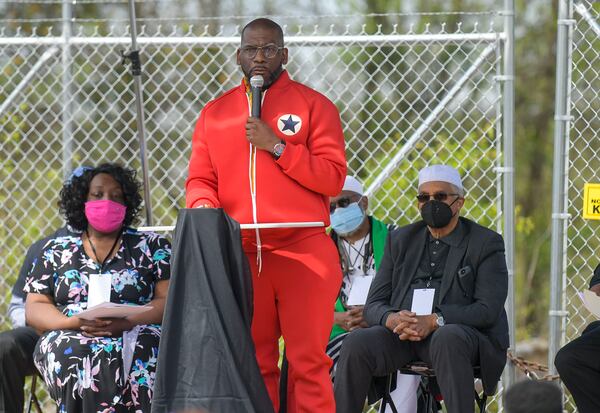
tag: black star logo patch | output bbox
[277,114,302,136]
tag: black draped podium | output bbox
[152,209,274,413]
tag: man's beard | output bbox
[244,64,283,89]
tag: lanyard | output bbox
[85,229,121,273]
[344,235,368,271]
[341,234,372,275]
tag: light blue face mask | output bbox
[330,200,365,236]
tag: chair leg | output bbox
[380,374,399,413]
[426,392,435,413]
[474,389,487,413]
[387,396,399,413]
[380,396,388,412]
[26,375,34,413]
[26,375,43,413]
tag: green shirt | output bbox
[330,216,391,340]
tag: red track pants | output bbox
[246,232,342,413]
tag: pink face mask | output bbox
[85,200,126,233]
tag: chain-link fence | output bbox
[0,7,514,412]
[549,0,599,412]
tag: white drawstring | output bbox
[246,90,265,273]
[248,142,262,273]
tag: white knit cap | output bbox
[342,176,364,195]
[418,165,463,190]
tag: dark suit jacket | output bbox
[364,217,509,394]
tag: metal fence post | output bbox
[126,0,153,226]
[502,0,516,387]
[61,0,73,179]
[549,0,574,373]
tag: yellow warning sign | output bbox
[583,183,600,220]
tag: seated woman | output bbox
[25,163,171,412]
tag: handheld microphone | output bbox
[250,75,264,118]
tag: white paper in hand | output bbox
[122,325,141,382]
[347,275,374,306]
[76,303,153,320]
[411,288,435,315]
[581,290,600,318]
[87,274,112,308]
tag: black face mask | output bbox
[420,199,457,228]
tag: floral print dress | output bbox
[24,229,171,413]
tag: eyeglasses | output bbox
[416,192,459,203]
[330,196,360,213]
[240,44,284,59]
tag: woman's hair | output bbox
[59,163,143,231]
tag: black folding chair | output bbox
[380,362,487,413]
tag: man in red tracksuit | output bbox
[185,18,347,413]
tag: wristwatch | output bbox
[434,312,445,327]
[272,140,286,160]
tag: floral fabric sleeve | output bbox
[146,232,171,281]
[23,240,56,297]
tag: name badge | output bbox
[411,288,435,315]
[88,273,112,308]
[347,275,374,306]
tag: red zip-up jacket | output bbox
[186,71,347,251]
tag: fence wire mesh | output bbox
[561,1,600,412]
[0,11,510,412]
